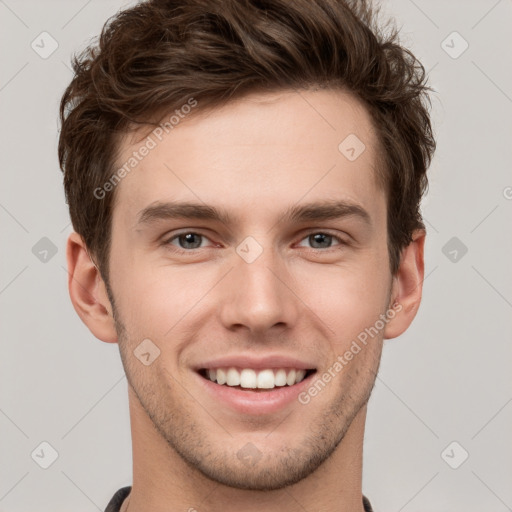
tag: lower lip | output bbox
[195,371,316,415]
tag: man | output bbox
[58,0,435,510]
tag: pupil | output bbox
[180,233,201,249]
[310,233,331,248]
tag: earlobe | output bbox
[66,231,118,343]
[383,229,426,340]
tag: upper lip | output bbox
[193,354,317,371]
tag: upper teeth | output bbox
[206,368,308,389]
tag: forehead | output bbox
[112,88,382,227]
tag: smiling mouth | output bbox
[197,367,317,391]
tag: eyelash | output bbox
[162,230,349,255]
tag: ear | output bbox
[66,231,118,343]
[383,229,426,340]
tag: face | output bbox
[107,89,395,490]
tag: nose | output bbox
[218,241,300,336]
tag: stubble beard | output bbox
[109,288,381,491]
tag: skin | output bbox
[66,89,425,512]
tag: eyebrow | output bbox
[135,199,372,228]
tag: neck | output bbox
[124,387,367,512]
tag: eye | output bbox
[164,232,213,251]
[161,230,348,254]
[296,232,347,250]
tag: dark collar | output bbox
[104,486,375,512]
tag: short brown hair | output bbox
[58,0,435,285]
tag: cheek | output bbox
[112,261,215,338]
[294,263,390,346]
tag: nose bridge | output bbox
[219,236,299,333]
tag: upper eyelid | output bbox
[296,232,347,245]
[164,230,216,244]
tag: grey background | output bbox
[1,0,511,510]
